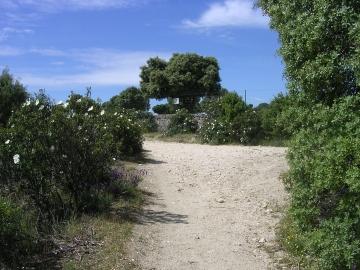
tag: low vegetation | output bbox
[0,72,146,269]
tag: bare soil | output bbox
[129,141,289,270]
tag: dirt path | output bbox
[129,141,288,270]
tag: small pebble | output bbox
[259,238,266,243]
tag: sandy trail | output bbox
[130,141,288,270]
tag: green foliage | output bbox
[258,0,360,105]
[258,2,360,267]
[166,109,198,136]
[257,93,291,141]
[105,87,149,111]
[140,53,221,110]
[0,69,28,127]
[153,104,173,114]
[284,95,360,269]
[199,92,262,145]
[199,119,233,144]
[152,98,181,114]
[132,111,158,133]
[0,197,36,267]
[140,57,169,99]
[0,93,143,227]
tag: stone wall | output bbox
[154,113,207,132]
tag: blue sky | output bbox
[0,0,286,106]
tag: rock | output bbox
[259,238,266,243]
[216,198,225,203]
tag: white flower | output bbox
[77,98,82,103]
[50,145,55,152]
[84,113,88,116]
[39,105,45,110]
[114,112,118,116]
[88,106,94,112]
[113,158,116,161]
[13,154,20,164]
[25,100,31,106]
[78,126,82,130]
[57,101,64,105]
[100,110,105,116]
[62,154,68,158]
[63,103,69,108]
[35,99,40,106]
[5,140,10,145]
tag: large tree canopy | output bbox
[0,69,28,126]
[140,53,221,101]
[258,0,360,104]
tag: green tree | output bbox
[0,69,28,126]
[257,93,290,140]
[140,53,221,111]
[106,87,149,111]
[258,0,360,105]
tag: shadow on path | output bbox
[123,151,167,165]
[132,209,188,225]
[114,208,188,225]
[114,190,188,225]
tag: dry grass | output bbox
[144,132,200,144]
[60,164,145,270]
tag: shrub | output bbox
[133,111,158,133]
[257,93,291,141]
[284,95,360,269]
[198,118,233,144]
[102,109,143,156]
[105,87,149,111]
[0,69,28,127]
[0,94,143,226]
[0,197,36,267]
[166,109,198,135]
[153,104,173,114]
[199,92,263,144]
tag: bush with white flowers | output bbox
[198,93,262,145]
[0,94,143,226]
[165,108,198,136]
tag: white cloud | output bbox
[183,0,269,29]
[0,46,24,56]
[0,27,33,42]
[18,49,170,87]
[29,48,66,56]
[51,61,65,65]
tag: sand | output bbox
[129,141,289,270]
